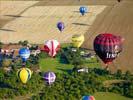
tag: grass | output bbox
[39,56,101,73]
[94,92,133,100]
[84,57,101,68]
[39,58,73,73]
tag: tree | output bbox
[23,40,29,46]
[2,59,12,67]
[18,40,29,46]
[62,48,84,66]
[115,69,122,79]
[124,71,131,80]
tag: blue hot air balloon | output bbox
[79,6,87,16]
[57,22,65,32]
[44,71,56,85]
[19,48,30,62]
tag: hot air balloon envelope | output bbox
[93,33,123,64]
[44,71,56,85]
[19,48,30,62]
[43,40,60,57]
[79,6,87,15]
[72,34,84,48]
[82,96,95,100]
[57,22,65,32]
[17,68,32,84]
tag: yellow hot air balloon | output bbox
[72,34,84,48]
[17,68,32,84]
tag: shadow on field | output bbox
[4,15,23,18]
[0,28,16,32]
[72,22,90,26]
[0,81,14,89]
[73,11,91,13]
[73,11,80,13]
[56,68,72,73]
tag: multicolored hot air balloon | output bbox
[19,48,30,62]
[57,22,65,32]
[43,40,60,57]
[17,68,32,84]
[44,71,56,85]
[82,96,95,100]
[93,33,124,65]
[79,6,88,16]
[72,34,84,48]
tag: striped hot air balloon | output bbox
[43,40,60,57]
[44,71,56,85]
[93,33,124,65]
[17,68,32,84]
[19,48,30,62]
[72,34,84,48]
[82,96,95,100]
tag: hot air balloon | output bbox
[93,33,124,66]
[82,96,95,100]
[17,68,32,84]
[19,48,30,62]
[44,71,56,85]
[43,40,60,57]
[57,22,65,32]
[79,6,87,16]
[72,34,84,48]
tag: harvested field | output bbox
[0,1,39,28]
[0,1,38,19]
[0,5,106,43]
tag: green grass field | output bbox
[94,92,133,100]
[39,58,73,73]
[39,57,101,73]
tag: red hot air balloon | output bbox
[93,33,124,65]
[44,40,60,57]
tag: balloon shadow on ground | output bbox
[4,15,23,18]
[0,28,16,32]
[72,22,90,26]
[73,11,91,13]
[73,11,80,13]
[56,68,72,74]
[0,81,15,89]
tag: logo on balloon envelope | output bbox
[106,52,118,58]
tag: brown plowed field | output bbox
[83,0,133,72]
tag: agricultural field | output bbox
[0,1,106,43]
[0,1,39,27]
